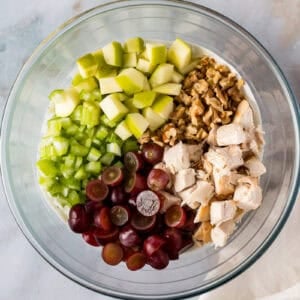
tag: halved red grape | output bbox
[147,249,169,270]
[68,204,90,233]
[125,173,147,195]
[110,186,127,204]
[93,226,119,245]
[126,252,147,271]
[130,211,156,232]
[102,242,123,266]
[93,207,113,231]
[86,179,109,202]
[179,234,194,254]
[141,143,164,165]
[102,166,123,186]
[163,228,182,260]
[85,200,103,215]
[147,168,170,191]
[136,190,161,217]
[182,210,197,232]
[110,205,130,226]
[164,205,186,228]
[119,226,141,247]
[124,151,144,172]
[82,231,100,247]
[143,235,166,257]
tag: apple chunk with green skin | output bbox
[102,41,123,67]
[153,83,182,96]
[116,68,145,95]
[124,98,139,113]
[146,43,167,65]
[167,38,192,70]
[99,77,123,94]
[76,53,98,78]
[115,120,132,140]
[143,107,166,131]
[152,95,174,119]
[54,88,80,117]
[132,91,157,109]
[149,63,174,87]
[100,94,128,122]
[124,37,145,54]
[123,53,137,68]
[136,58,156,74]
[125,113,149,138]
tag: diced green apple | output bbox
[149,63,174,87]
[123,53,137,67]
[143,78,151,91]
[49,89,64,101]
[178,58,201,74]
[92,49,106,67]
[125,113,149,138]
[132,91,157,109]
[99,77,123,94]
[115,120,132,140]
[76,53,98,78]
[152,94,174,119]
[124,98,139,113]
[167,38,192,70]
[152,83,182,96]
[116,68,145,95]
[102,41,123,67]
[143,107,166,131]
[99,94,128,122]
[54,88,80,117]
[171,70,184,83]
[95,66,118,79]
[139,49,148,59]
[73,77,98,93]
[146,43,167,65]
[136,58,156,74]
[124,37,145,53]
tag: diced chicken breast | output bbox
[174,168,196,192]
[179,180,214,207]
[210,200,237,225]
[186,144,203,162]
[205,146,243,170]
[216,123,246,146]
[211,220,236,247]
[244,156,266,177]
[194,204,210,223]
[158,191,181,213]
[233,100,254,129]
[193,221,212,243]
[207,125,219,146]
[195,169,210,181]
[163,141,190,173]
[233,180,262,211]
[212,167,235,196]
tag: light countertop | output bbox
[0,1,299,299]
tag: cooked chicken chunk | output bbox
[212,167,235,196]
[210,200,237,225]
[244,156,266,177]
[211,220,236,247]
[233,100,254,129]
[193,221,212,243]
[207,125,219,146]
[216,123,246,146]
[174,168,196,192]
[186,144,203,162]
[194,204,211,223]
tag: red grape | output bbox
[93,226,119,245]
[163,228,182,260]
[143,235,166,257]
[130,211,156,232]
[101,166,123,186]
[141,143,164,165]
[86,179,109,202]
[125,173,147,195]
[102,242,123,266]
[126,252,147,271]
[68,204,90,233]
[82,231,100,247]
[110,205,130,226]
[93,207,113,231]
[164,205,186,228]
[110,186,127,204]
[119,226,141,247]
[136,190,161,217]
[147,168,170,191]
[124,151,144,172]
[182,210,197,232]
[179,234,194,254]
[85,200,103,215]
[147,249,169,270]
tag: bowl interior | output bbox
[1,1,299,299]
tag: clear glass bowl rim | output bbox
[1,0,299,299]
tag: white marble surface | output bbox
[0,0,299,299]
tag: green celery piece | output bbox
[64,123,79,136]
[82,179,89,189]
[61,186,70,198]
[60,164,74,179]
[74,166,87,180]
[106,132,123,147]
[85,161,102,174]
[52,136,69,156]
[95,125,110,140]
[87,147,102,162]
[64,154,76,167]
[83,137,92,148]
[106,142,121,156]
[47,118,62,136]
[38,176,56,189]
[61,177,81,191]
[70,140,89,157]
[60,117,73,129]
[81,101,101,127]
[92,138,101,146]
[86,127,96,138]
[100,153,115,166]
[122,138,139,153]
[80,89,101,102]
[39,144,57,160]
[48,183,63,196]
[36,159,58,178]
[68,190,81,205]
[71,105,83,122]
[75,156,83,169]
[99,115,118,128]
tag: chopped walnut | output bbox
[161,124,177,146]
[193,79,209,94]
[138,130,151,144]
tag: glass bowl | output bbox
[1,0,299,299]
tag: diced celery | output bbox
[86,127,96,138]
[46,118,62,136]
[87,147,102,162]
[82,179,89,189]
[70,140,89,156]
[99,115,118,128]
[106,132,123,146]
[61,177,81,191]
[60,164,74,178]
[48,183,63,196]
[52,136,69,156]
[92,138,101,146]
[113,161,124,168]
[95,125,109,140]
[60,117,73,129]
[39,144,57,160]
[39,176,56,189]
[74,166,87,180]
[85,161,102,174]
[37,159,58,178]
[106,142,121,156]
[72,73,83,86]
[64,154,76,167]
[68,190,82,205]
[122,138,139,153]
[80,89,101,102]
[64,123,79,136]
[61,186,70,198]
[100,153,115,166]
[71,105,83,122]
[81,101,101,127]
[83,137,92,148]
[75,156,83,169]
